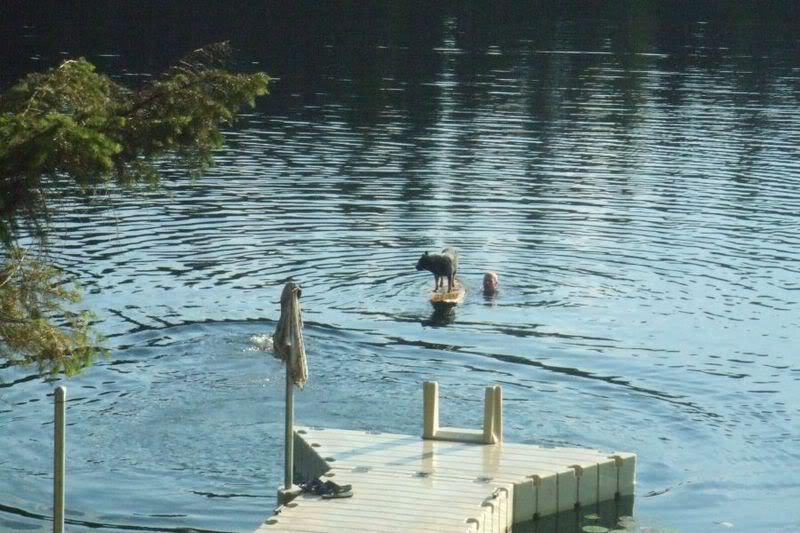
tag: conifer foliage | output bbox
[0,42,270,375]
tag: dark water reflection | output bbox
[1,2,800,532]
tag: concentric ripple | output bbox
[2,6,800,533]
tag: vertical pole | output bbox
[53,386,66,533]
[284,367,294,491]
[277,359,301,504]
[493,385,503,443]
[482,385,496,444]
[482,385,503,444]
[423,381,439,439]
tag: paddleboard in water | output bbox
[430,279,466,304]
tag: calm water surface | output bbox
[1,4,799,532]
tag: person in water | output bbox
[483,272,499,294]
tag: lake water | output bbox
[1,3,799,532]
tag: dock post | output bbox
[53,386,66,533]
[493,385,503,443]
[423,381,439,439]
[481,385,503,444]
[273,281,306,505]
[284,368,293,490]
[277,368,301,504]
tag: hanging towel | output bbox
[272,281,308,388]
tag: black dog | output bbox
[416,248,458,292]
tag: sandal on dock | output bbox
[301,478,353,498]
[321,487,353,499]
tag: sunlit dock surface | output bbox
[256,427,635,533]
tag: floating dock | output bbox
[256,383,635,532]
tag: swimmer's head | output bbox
[483,272,499,293]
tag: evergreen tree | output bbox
[0,42,270,375]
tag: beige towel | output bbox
[272,281,308,388]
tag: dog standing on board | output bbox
[416,248,458,292]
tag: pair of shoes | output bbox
[320,480,352,499]
[300,478,353,499]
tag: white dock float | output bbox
[257,382,635,532]
[257,426,635,533]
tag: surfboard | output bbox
[430,279,466,304]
